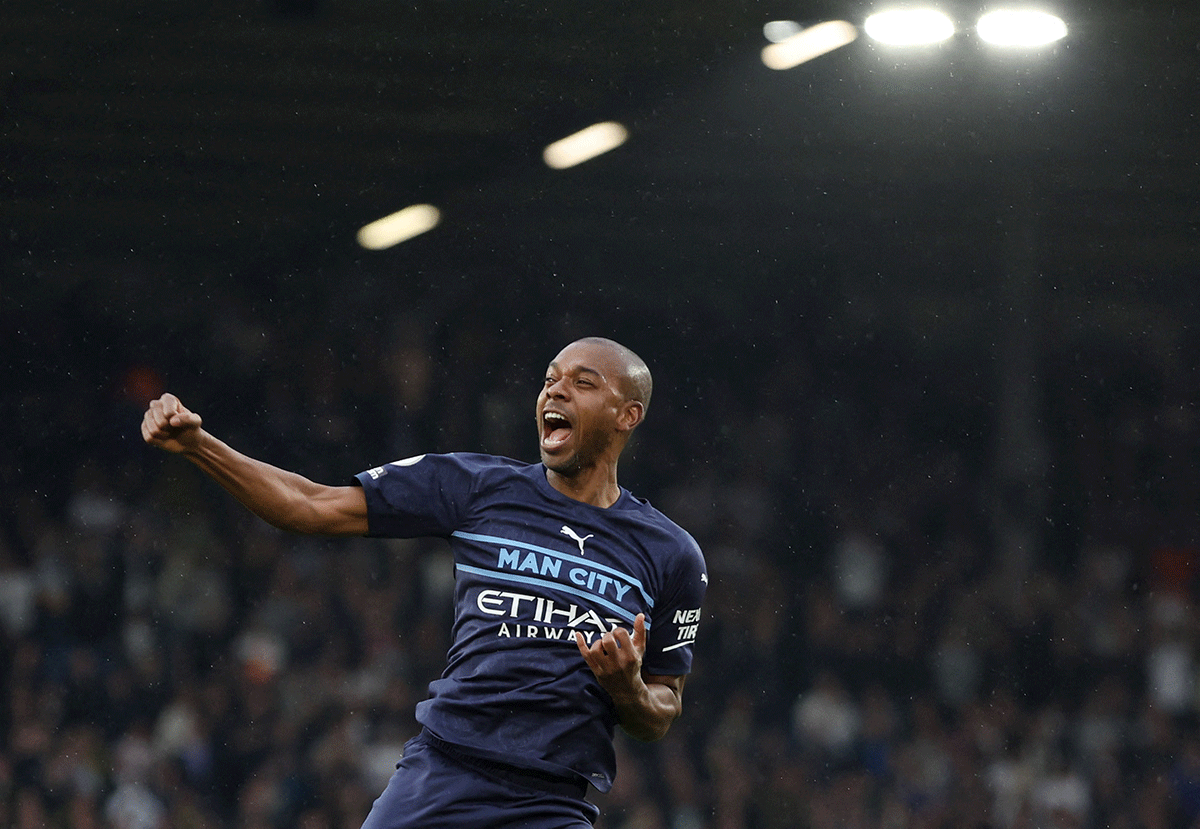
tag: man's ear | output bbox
[617,400,645,432]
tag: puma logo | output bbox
[560,525,594,555]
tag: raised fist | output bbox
[141,393,203,454]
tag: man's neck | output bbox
[545,464,621,508]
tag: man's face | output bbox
[536,341,632,475]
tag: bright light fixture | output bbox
[356,204,441,250]
[543,121,629,169]
[762,21,859,70]
[864,8,956,45]
[763,20,804,43]
[976,9,1067,46]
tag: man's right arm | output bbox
[141,393,369,536]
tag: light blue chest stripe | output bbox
[451,530,654,608]
[455,564,647,628]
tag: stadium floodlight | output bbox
[357,204,441,250]
[543,122,629,169]
[976,9,1067,47]
[763,20,804,43]
[864,8,956,45]
[762,21,859,70]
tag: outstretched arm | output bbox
[141,393,369,536]
[575,614,685,742]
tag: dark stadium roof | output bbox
[7,0,1199,344]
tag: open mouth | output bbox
[541,410,573,449]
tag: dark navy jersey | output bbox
[355,453,707,793]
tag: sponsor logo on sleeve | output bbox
[662,607,701,652]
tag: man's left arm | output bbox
[575,614,686,742]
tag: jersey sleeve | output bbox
[354,453,476,538]
[643,531,707,677]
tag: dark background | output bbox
[4,0,1200,827]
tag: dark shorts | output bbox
[360,730,600,829]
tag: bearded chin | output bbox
[541,431,612,477]
[543,451,581,476]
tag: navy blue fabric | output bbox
[355,453,707,793]
[360,732,600,829]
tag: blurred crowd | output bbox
[6,284,1200,829]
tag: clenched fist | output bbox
[141,393,204,454]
